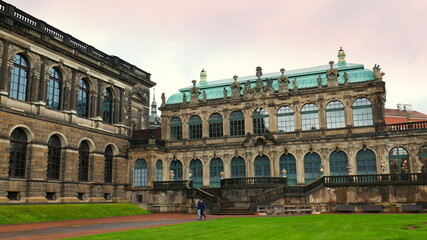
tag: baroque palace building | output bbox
[0,1,155,203]
[1,1,427,212]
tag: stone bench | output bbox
[336,205,355,213]
[362,205,382,213]
[402,205,422,213]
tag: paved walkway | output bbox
[0,213,245,240]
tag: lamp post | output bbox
[281,168,287,178]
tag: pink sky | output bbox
[6,0,427,113]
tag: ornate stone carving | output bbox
[326,61,339,87]
[415,160,424,173]
[278,68,289,94]
[182,93,187,104]
[317,75,323,88]
[202,91,207,102]
[343,72,349,85]
[161,92,166,106]
[223,87,227,99]
[373,64,385,81]
[189,80,200,103]
[292,78,298,92]
[230,75,242,99]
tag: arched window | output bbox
[170,117,182,141]
[77,79,90,117]
[103,88,113,124]
[170,160,183,180]
[254,155,270,177]
[134,158,148,187]
[9,128,28,178]
[230,111,245,136]
[352,98,373,127]
[231,156,246,178]
[279,154,296,185]
[389,147,409,174]
[418,146,427,173]
[104,146,113,183]
[46,67,62,109]
[253,108,269,134]
[326,101,345,129]
[10,54,29,101]
[301,103,319,131]
[329,151,348,176]
[210,158,223,187]
[47,135,61,180]
[189,115,202,139]
[277,106,294,133]
[78,141,90,181]
[156,160,163,181]
[209,113,223,138]
[356,149,377,175]
[190,159,203,188]
[304,152,321,183]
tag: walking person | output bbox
[200,199,207,220]
[196,199,202,220]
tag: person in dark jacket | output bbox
[200,199,207,220]
[196,199,202,220]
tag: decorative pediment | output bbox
[243,132,278,147]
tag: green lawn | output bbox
[68,214,427,240]
[0,203,151,224]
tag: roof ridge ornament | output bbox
[337,47,346,65]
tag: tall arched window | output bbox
[77,79,90,117]
[10,54,29,101]
[253,108,269,134]
[329,151,348,176]
[304,152,321,183]
[210,158,223,187]
[209,113,223,138]
[9,128,28,178]
[104,146,113,183]
[46,67,62,109]
[190,159,203,188]
[356,149,377,175]
[189,115,202,139]
[277,106,294,133]
[156,160,163,181]
[134,158,148,187]
[418,146,427,173]
[352,98,373,127]
[103,88,113,124]
[254,155,270,177]
[326,101,345,129]
[47,135,61,180]
[301,103,319,131]
[78,141,90,181]
[389,147,409,174]
[231,156,246,178]
[170,117,182,141]
[230,111,245,136]
[279,154,296,185]
[170,160,183,180]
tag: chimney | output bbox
[403,104,412,112]
[397,103,403,111]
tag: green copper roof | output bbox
[166,62,374,105]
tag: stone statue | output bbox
[343,72,349,85]
[317,75,322,88]
[373,64,385,81]
[223,87,227,99]
[347,164,353,175]
[415,160,424,173]
[202,90,207,102]
[380,159,387,174]
[278,68,289,94]
[161,92,166,106]
[281,168,287,177]
[292,78,298,92]
[182,93,187,104]
[169,170,175,181]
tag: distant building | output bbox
[385,104,427,124]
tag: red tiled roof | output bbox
[385,109,427,119]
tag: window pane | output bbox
[352,98,373,127]
[301,104,319,131]
[277,106,294,132]
[326,101,345,129]
[230,111,245,136]
[253,108,269,134]
[209,113,223,138]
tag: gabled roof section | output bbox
[166,62,374,105]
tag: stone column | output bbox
[97,80,104,119]
[246,151,254,177]
[118,88,125,123]
[113,99,120,124]
[321,148,330,176]
[37,57,46,103]
[203,158,209,187]
[224,155,231,178]
[223,111,230,137]
[268,105,277,132]
[243,107,252,134]
[293,102,302,131]
[409,145,419,173]
[295,149,304,184]
[347,146,357,175]
[317,99,326,130]
[182,114,189,140]
[89,90,98,119]
[201,113,209,138]
[270,150,278,177]
[162,116,170,141]
[0,40,9,95]
[29,67,40,102]
[69,70,77,112]
[344,96,353,128]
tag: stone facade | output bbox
[0,2,154,203]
